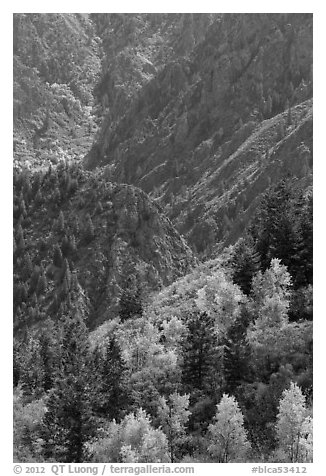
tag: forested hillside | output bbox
[13,13,313,464]
[13,13,101,168]
[86,13,312,255]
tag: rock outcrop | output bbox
[85,13,313,256]
[13,165,196,329]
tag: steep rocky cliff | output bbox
[13,165,196,330]
[85,13,313,256]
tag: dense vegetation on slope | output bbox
[13,168,313,463]
[85,13,312,255]
[13,13,101,168]
[13,163,196,331]
[13,13,313,464]
[13,257,313,463]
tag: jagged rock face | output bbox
[85,13,313,256]
[68,182,197,327]
[91,13,216,122]
[14,167,196,329]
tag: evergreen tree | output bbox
[13,338,22,387]
[42,303,95,462]
[72,215,80,236]
[19,335,45,399]
[70,234,77,254]
[230,237,261,295]
[63,258,71,287]
[53,243,63,268]
[91,337,129,421]
[57,211,65,234]
[16,221,24,241]
[31,171,42,196]
[17,232,26,253]
[36,272,47,296]
[22,252,33,280]
[84,213,95,243]
[266,94,273,117]
[34,189,43,206]
[95,201,103,214]
[248,178,311,288]
[20,197,27,217]
[29,266,41,296]
[293,192,313,288]
[287,102,292,126]
[119,282,143,322]
[181,312,219,396]
[61,235,70,257]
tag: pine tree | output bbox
[91,338,129,421]
[119,282,143,322]
[95,201,103,214]
[248,178,303,279]
[230,237,261,295]
[70,234,77,254]
[20,197,27,217]
[293,193,313,287]
[63,258,71,287]
[61,235,70,257]
[17,232,26,253]
[84,213,95,243]
[57,211,65,234]
[286,99,292,126]
[13,338,21,387]
[29,266,41,295]
[181,312,219,396]
[72,215,80,236]
[53,243,63,268]
[42,304,95,462]
[31,171,42,196]
[207,394,250,462]
[38,322,58,392]
[266,94,273,117]
[34,189,43,206]
[13,235,17,257]
[22,252,33,280]
[19,335,45,399]
[278,118,286,139]
[36,272,47,296]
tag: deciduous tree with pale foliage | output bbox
[276,382,313,462]
[247,258,293,354]
[195,270,246,336]
[88,409,170,463]
[157,392,191,462]
[207,394,251,462]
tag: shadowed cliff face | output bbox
[67,180,197,327]
[13,166,197,330]
[13,13,313,261]
[85,13,312,256]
